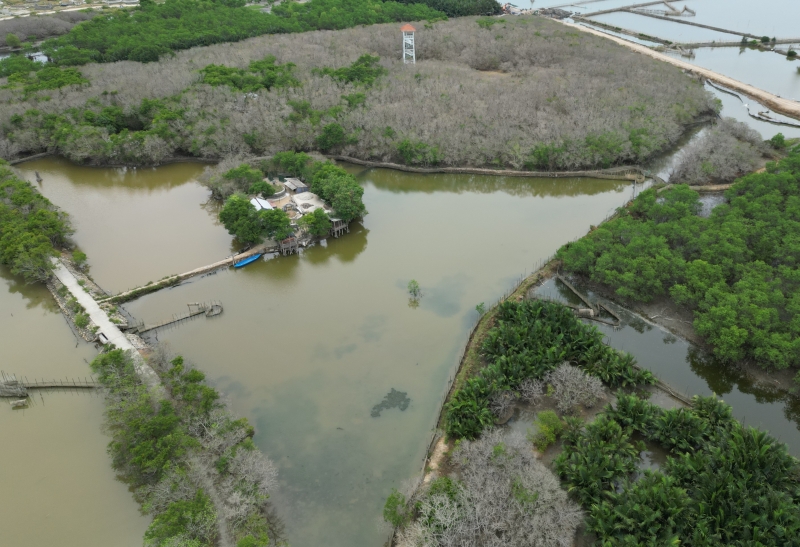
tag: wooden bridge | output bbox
[1,371,100,398]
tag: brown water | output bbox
[15,158,636,546]
[13,153,800,546]
[15,159,229,293]
[0,265,149,547]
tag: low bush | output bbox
[74,312,89,329]
[200,55,299,93]
[530,410,563,450]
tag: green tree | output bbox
[5,33,21,49]
[316,122,346,151]
[219,194,265,244]
[248,180,276,199]
[298,208,332,237]
[260,208,293,241]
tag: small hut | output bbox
[284,178,309,194]
[279,234,299,256]
[330,218,350,238]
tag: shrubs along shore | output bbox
[1,16,715,170]
[0,160,72,283]
[91,348,283,547]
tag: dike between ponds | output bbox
[563,20,800,122]
[52,259,163,393]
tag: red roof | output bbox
[400,24,416,32]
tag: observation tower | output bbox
[401,24,416,64]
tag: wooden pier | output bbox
[129,301,223,335]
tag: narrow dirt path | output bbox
[564,21,800,121]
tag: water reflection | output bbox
[533,277,800,453]
[364,168,630,197]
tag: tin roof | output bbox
[250,197,273,211]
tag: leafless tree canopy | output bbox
[0,16,714,168]
[544,362,604,413]
[398,430,582,547]
[670,117,768,185]
[0,11,98,45]
[517,378,544,405]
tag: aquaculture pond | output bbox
[16,158,636,546]
[0,265,149,547]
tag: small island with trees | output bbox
[205,151,366,253]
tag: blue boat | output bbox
[234,253,262,268]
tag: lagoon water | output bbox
[17,158,636,546]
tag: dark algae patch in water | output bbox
[371,388,410,417]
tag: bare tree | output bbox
[544,363,604,413]
[0,16,715,170]
[671,118,767,185]
[397,429,583,546]
[517,378,544,405]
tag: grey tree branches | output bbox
[397,430,582,547]
[0,16,714,170]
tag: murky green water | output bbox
[0,266,150,547]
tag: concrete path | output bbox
[565,21,800,121]
[53,260,162,392]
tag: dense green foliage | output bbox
[41,0,445,65]
[219,194,292,244]
[445,300,655,439]
[298,207,332,237]
[0,55,89,97]
[313,54,387,87]
[394,0,500,16]
[0,55,42,78]
[200,55,299,93]
[559,394,800,545]
[0,161,72,282]
[271,151,367,222]
[558,146,800,370]
[531,409,563,450]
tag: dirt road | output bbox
[564,21,800,122]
